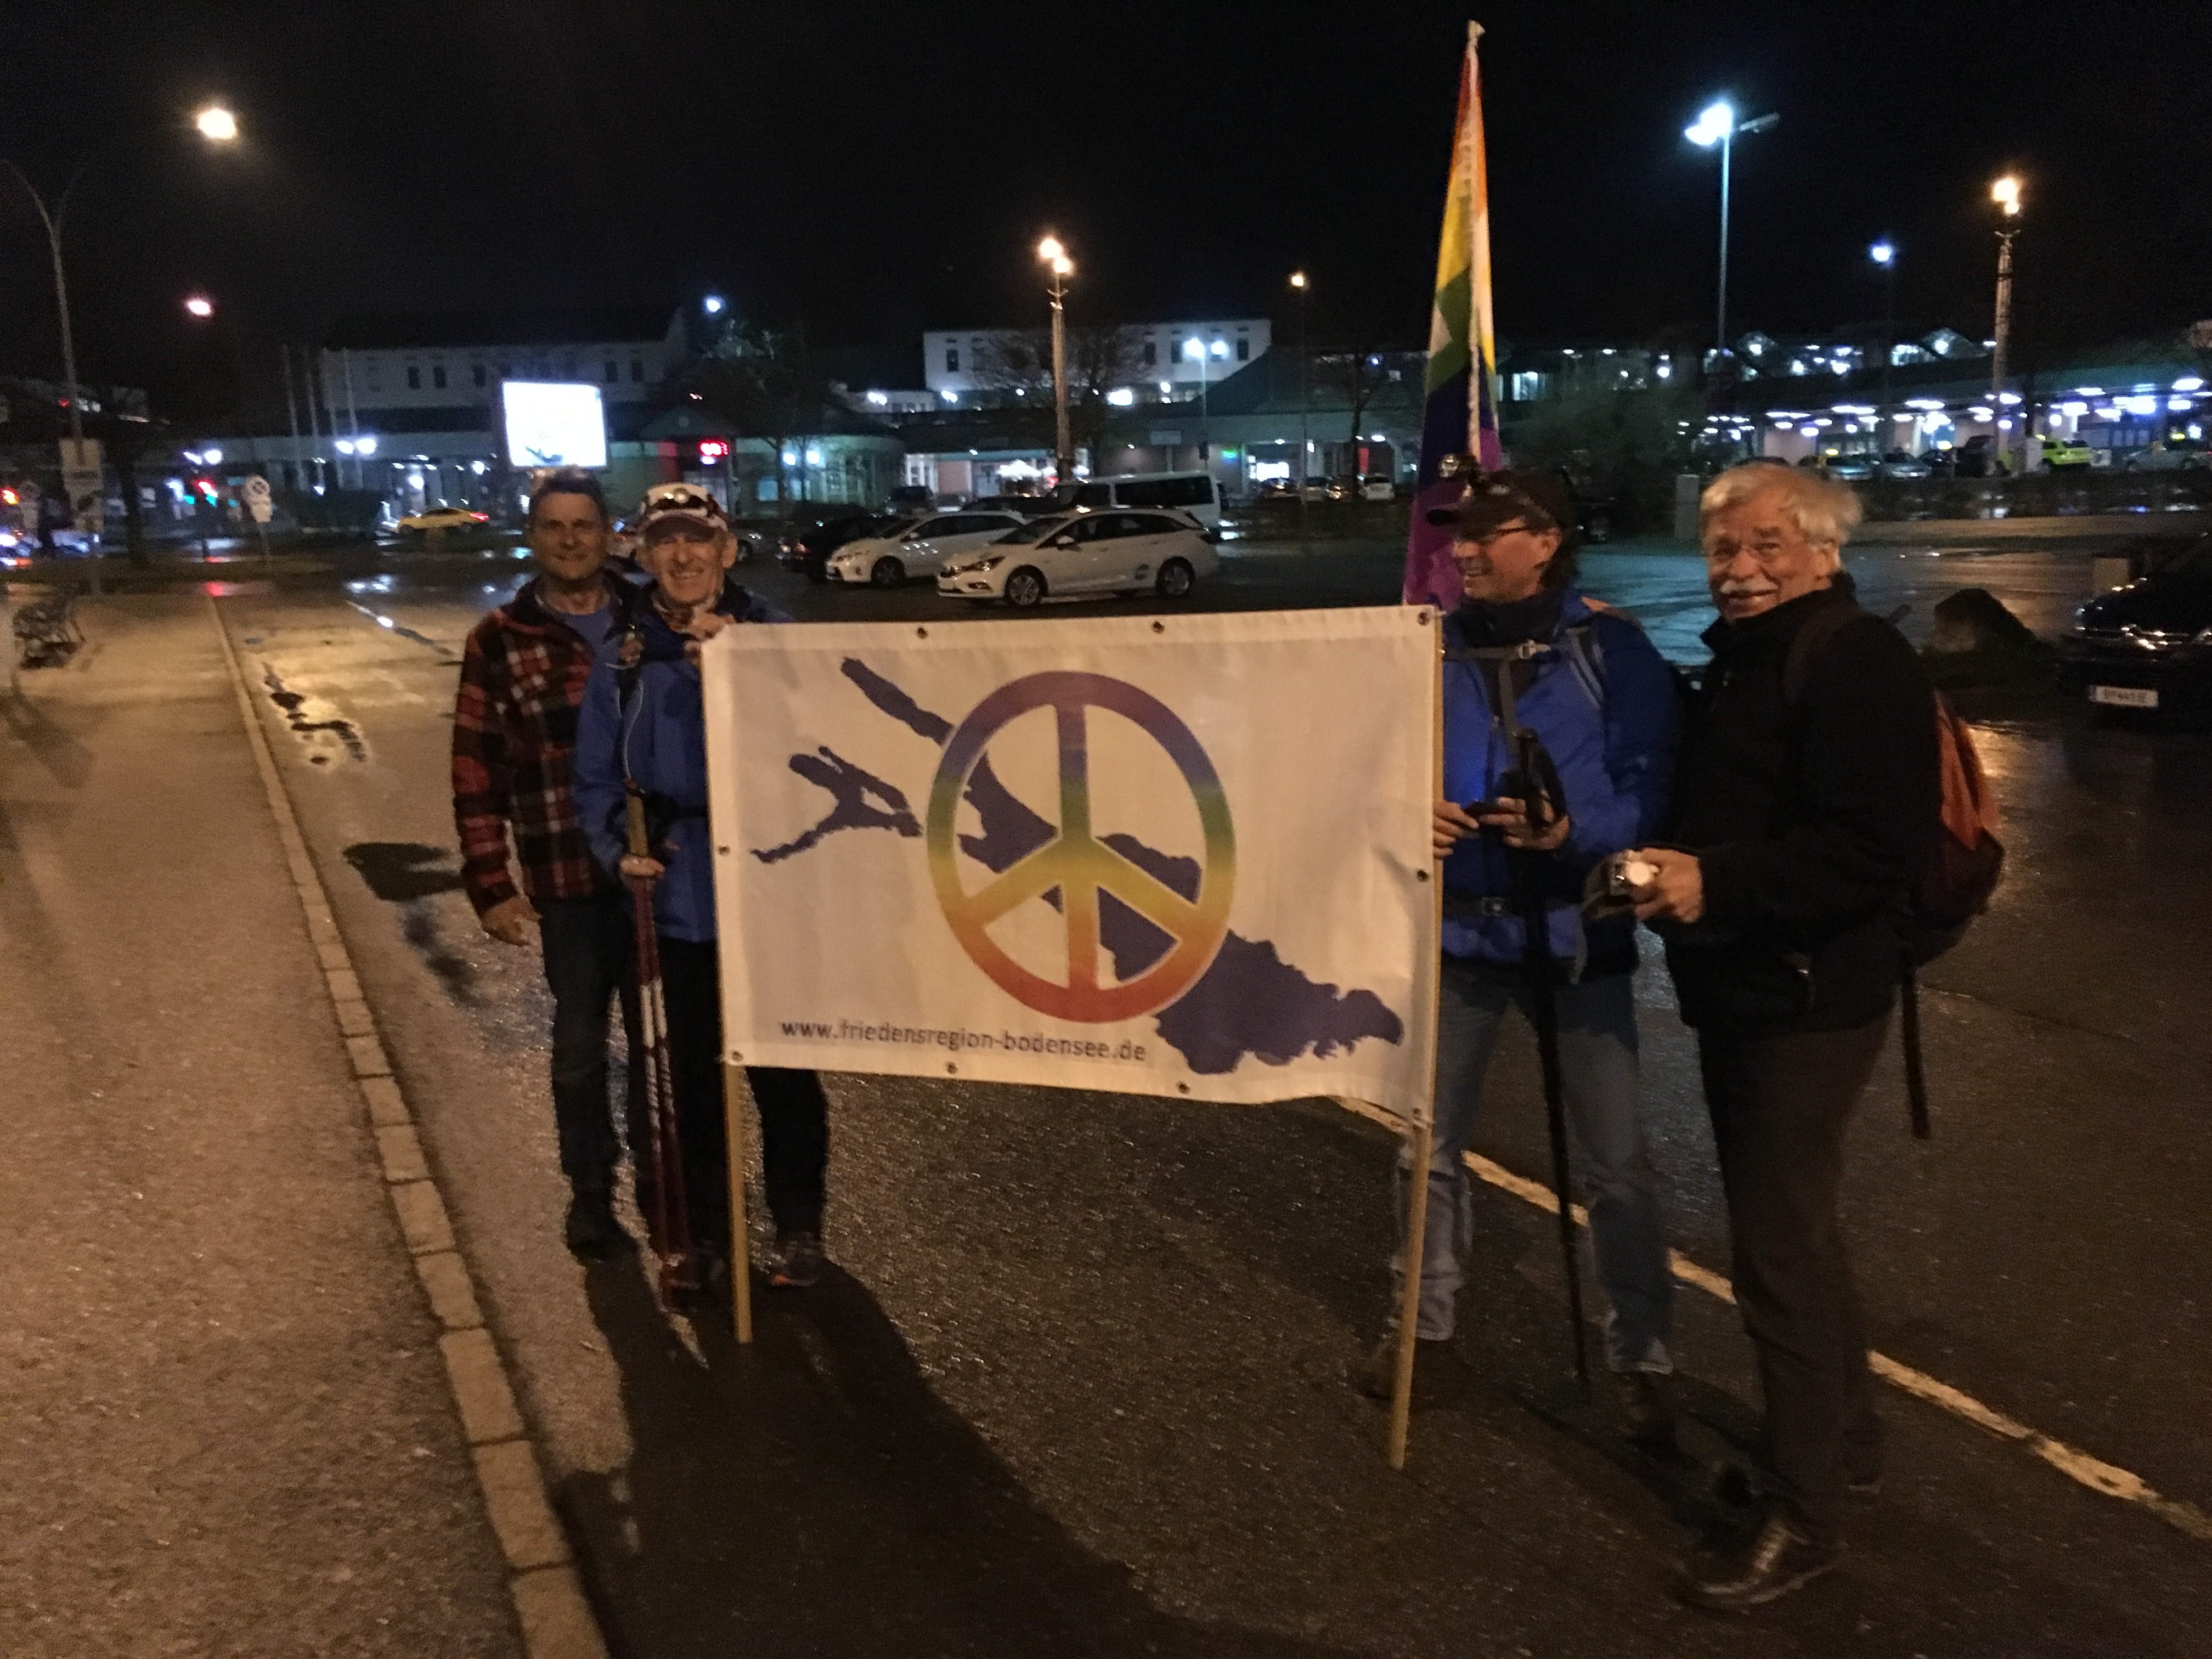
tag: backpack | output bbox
[1784,603,2005,1137]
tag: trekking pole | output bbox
[1472,645,1592,1398]
[627,783,698,1305]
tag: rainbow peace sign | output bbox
[926,671,1235,1023]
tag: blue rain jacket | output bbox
[574,579,789,944]
[1439,590,1679,974]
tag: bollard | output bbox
[1673,473,1702,544]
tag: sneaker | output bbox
[769,1229,823,1289]
[563,1190,629,1260]
[1678,1508,1842,1612]
[1351,1331,1467,1411]
[1614,1370,1677,1449]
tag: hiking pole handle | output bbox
[625,783,650,861]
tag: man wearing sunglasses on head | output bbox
[573,483,833,1292]
[1356,470,1681,1442]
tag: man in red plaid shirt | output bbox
[451,468,642,1257]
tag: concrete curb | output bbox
[207,596,611,1659]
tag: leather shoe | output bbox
[1352,1332,1467,1410]
[1614,1370,1676,1448]
[1678,1508,1841,1612]
[562,1190,630,1260]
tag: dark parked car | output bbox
[2057,533,2212,721]
[886,484,936,516]
[777,511,901,582]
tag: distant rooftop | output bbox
[323,306,676,351]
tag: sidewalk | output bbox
[0,596,522,1657]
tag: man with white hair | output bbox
[1630,463,1939,1610]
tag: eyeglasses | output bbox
[644,484,718,513]
[1454,520,1534,553]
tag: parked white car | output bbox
[826,510,1028,586]
[936,510,1218,607]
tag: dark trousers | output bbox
[1698,1015,1889,1543]
[653,935,830,1250]
[538,891,642,1197]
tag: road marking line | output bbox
[210,595,612,1658]
[1331,1096,2212,1544]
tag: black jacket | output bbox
[1660,579,1939,1032]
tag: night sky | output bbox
[6,1,2207,407]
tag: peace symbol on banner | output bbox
[926,670,1234,1023]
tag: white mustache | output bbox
[1718,579,1778,598]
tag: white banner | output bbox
[701,607,1439,1118]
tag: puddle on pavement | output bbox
[261,664,367,760]
[340,843,480,1004]
[342,841,465,901]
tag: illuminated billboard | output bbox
[501,381,607,470]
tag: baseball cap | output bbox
[1426,468,1576,539]
[635,482,728,536]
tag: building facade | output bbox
[922,319,1273,403]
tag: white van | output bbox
[1042,471,1223,531]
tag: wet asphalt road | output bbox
[201,535,2211,1657]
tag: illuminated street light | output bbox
[1289,270,1312,535]
[1990,175,2025,468]
[1682,99,1779,371]
[1035,234,1075,482]
[1868,242,1898,413]
[184,294,214,318]
[702,294,725,314]
[195,106,239,143]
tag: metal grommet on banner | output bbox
[1152,621,1165,634]
[946,1062,957,1075]
[1176,1082,1189,1094]
[916,627,929,639]
[1417,870,1430,882]
[1417,609,1433,627]
[716,845,730,854]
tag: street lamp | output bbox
[2,104,239,444]
[1035,235,1076,484]
[1683,99,1779,373]
[702,294,725,315]
[1867,240,1897,416]
[184,294,216,319]
[1183,336,1221,467]
[1989,176,2023,469]
[1289,270,1311,539]
[4,103,238,585]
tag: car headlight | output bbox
[969,556,1005,572]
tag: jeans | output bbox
[1395,956,1674,1369]
[653,936,830,1251]
[1699,1015,1889,1543]
[537,890,641,1197]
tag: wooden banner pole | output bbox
[1387,1116,1434,1469]
[722,1062,754,1344]
[1388,607,1448,1470]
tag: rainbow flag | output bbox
[1402,22,1505,608]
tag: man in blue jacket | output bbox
[1358,471,1680,1437]
[574,483,832,1291]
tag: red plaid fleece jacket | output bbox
[450,574,638,917]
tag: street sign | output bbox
[59,436,103,535]
[245,475,273,524]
